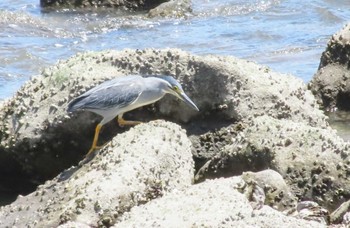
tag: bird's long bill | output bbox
[178,92,199,111]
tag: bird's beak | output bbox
[178,92,199,111]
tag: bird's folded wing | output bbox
[68,76,143,111]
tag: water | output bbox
[0,0,349,100]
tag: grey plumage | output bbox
[67,75,142,112]
[67,74,199,156]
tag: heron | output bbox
[67,75,199,156]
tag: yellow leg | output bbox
[117,115,142,127]
[86,123,103,157]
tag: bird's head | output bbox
[158,75,199,111]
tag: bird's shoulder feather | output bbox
[68,76,143,112]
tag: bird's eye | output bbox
[172,86,180,92]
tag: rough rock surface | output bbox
[1,47,348,226]
[40,0,167,10]
[309,23,350,110]
[318,23,350,69]
[241,169,296,212]
[330,199,350,224]
[1,161,325,227]
[148,0,191,18]
[40,0,193,18]
[115,176,323,228]
[0,121,194,227]
[0,48,327,184]
[198,115,350,212]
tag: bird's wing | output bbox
[68,76,143,112]
[83,75,141,96]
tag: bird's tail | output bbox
[67,95,87,113]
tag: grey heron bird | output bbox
[67,75,199,156]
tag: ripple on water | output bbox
[0,0,350,101]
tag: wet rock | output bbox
[148,0,192,18]
[200,115,350,212]
[309,23,350,111]
[0,121,194,227]
[115,176,324,227]
[40,0,180,11]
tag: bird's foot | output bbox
[85,147,98,158]
[85,144,106,158]
[79,146,100,165]
[118,117,143,127]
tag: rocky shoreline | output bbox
[1,21,350,227]
[40,0,192,18]
[309,23,350,112]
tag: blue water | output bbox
[0,0,350,99]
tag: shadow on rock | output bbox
[0,48,337,218]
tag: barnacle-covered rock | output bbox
[309,23,350,111]
[0,48,327,184]
[115,176,323,228]
[199,115,350,211]
[0,121,194,227]
[0,47,341,226]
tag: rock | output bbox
[248,206,327,228]
[198,115,350,211]
[330,199,350,224]
[40,0,168,10]
[148,0,192,18]
[296,201,329,224]
[319,23,350,69]
[115,176,324,228]
[343,212,350,226]
[58,221,90,228]
[241,169,296,212]
[0,48,327,185]
[0,120,194,227]
[2,48,345,226]
[309,23,350,110]
[309,63,350,111]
